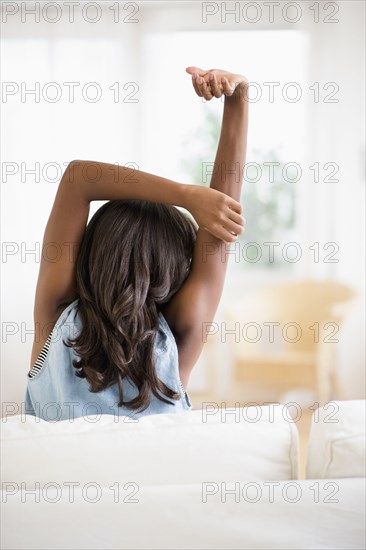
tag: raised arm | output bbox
[30,159,243,370]
[162,67,249,386]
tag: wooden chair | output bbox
[222,279,357,405]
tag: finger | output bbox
[221,226,239,244]
[200,77,213,100]
[210,220,238,243]
[221,77,235,96]
[227,209,245,227]
[225,218,245,236]
[209,73,222,98]
[192,74,203,97]
[186,66,207,77]
[227,198,243,214]
[206,223,228,243]
[197,76,213,101]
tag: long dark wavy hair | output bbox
[66,199,197,412]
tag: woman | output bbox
[24,66,249,421]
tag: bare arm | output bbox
[30,160,243,370]
[162,67,249,386]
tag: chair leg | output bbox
[316,342,339,405]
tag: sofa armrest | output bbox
[306,400,365,479]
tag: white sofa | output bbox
[1,401,365,549]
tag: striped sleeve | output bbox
[27,331,53,378]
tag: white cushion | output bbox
[2,479,365,549]
[306,400,366,479]
[1,405,299,488]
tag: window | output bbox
[140,30,308,279]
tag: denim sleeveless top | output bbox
[24,299,192,422]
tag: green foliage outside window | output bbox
[181,109,296,268]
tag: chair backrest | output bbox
[224,279,357,353]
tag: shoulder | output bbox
[54,299,80,328]
[158,311,177,343]
[28,299,80,377]
[30,298,81,370]
[48,299,81,342]
[44,299,81,343]
[154,311,179,371]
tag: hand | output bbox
[184,185,245,244]
[186,66,248,101]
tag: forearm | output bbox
[62,160,188,208]
[210,87,249,200]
